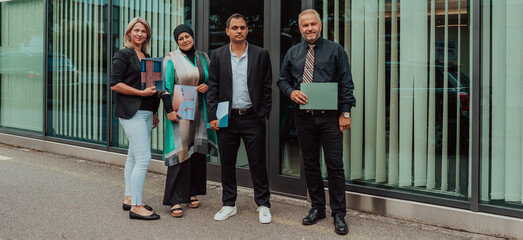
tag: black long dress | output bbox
[163,153,207,206]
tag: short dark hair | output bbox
[226,13,247,28]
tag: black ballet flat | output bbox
[129,211,160,220]
[122,203,153,211]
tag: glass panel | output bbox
[111,0,191,153]
[0,0,44,134]
[480,0,523,210]
[280,0,302,177]
[315,0,471,200]
[209,0,264,52]
[207,0,264,167]
[47,0,107,144]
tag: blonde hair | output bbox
[123,17,151,53]
[298,9,321,25]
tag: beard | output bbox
[301,31,320,43]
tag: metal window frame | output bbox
[470,0,480,213]
[107,0,113,151]
[43,0,49,137]
[266,0,309,196]
[474,0,523,219]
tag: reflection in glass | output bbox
[480,0,523,209]
[209,0,264,53]
[316,0,471,200]
[207,0,264,167]
[0,0,44,133]
[280,0,302,177]
[111,0,191,152]
[47,0,107,144]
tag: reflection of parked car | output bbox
[47,52,81,89]
[0,51,43,78]
[48,53,78,76]
[385,62,470,154]
[0,51,78,80]
[48,53,80,87]
[385,62,470,120]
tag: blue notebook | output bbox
[173,85,198,120]
[207,101,229,128]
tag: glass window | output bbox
[480,0,523,209]
[47,0,107,144]
[315,0,471,200]
[207,0,264,167]
[280,0,302,177]
[208,0,264,53]
[0,0,44,134]
[111,0,191,152]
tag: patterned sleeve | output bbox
[161,54,176,113]
[163,54,176,95]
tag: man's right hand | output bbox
[290,90,308,105]
[141,86,157,96]
[209,120,220,131]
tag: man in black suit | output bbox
[207,13,272,224]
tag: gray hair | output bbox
[298,9,321,25]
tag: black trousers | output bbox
[295,109,346,216]
[163,153,207,207]
[216,111,271,208]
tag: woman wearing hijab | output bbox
[160,24,218,218]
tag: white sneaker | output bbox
[257,206,272,224]
[214,206,237,221]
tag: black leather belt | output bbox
[231,108,254,116]
[300,109,336,116]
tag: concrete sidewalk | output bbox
[0,143,499,239]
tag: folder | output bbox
[299,82,338,110]
[207,101,229,128]
[173,85,198,120]
[140,57,165,91]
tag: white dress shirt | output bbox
[230,43,252,109]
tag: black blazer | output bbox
[207,43,272,122]
[110,47,158,119]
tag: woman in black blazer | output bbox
[110,17,160,220]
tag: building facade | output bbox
[1,0,522,236]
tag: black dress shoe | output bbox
[129,211,160,220]
[122,204,153,211]
[334,214,348,235]
[302,208,326,225]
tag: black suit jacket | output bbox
[110,47,159,119]
[207,43,272,122]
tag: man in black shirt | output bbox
[277,9,355,235]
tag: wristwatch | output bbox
[341,112,350,118]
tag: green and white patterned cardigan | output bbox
[162,49,218,166]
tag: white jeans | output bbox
[119,110,153,206]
